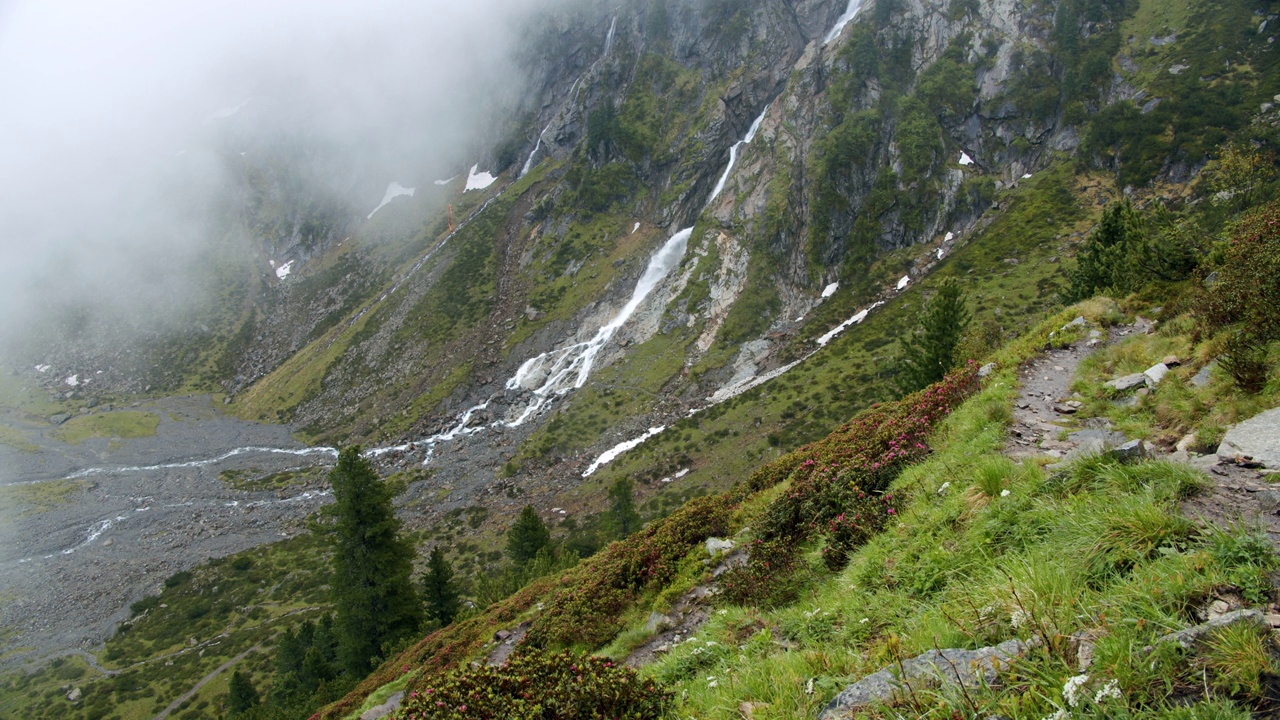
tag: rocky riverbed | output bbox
[0,396,337,671]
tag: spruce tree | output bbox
[227,670,259,717]
[506,505,551,566]
[605,477,641,539]
[329,447,423,675]
[422,546,461,627]
[895,277,971,394]
[1067,200,1144,301]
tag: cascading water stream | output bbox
[824,0,866,45]
[707,104,770,204]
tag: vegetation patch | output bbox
[50,410,160,445]
[0,479,89,516]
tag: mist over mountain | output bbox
[0,0,549,355]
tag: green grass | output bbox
[217,467,326,492]
[0,480,90,517]
[49,411,160,445]
[0,424,39,453]
[636,351,1262,720]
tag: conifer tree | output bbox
[227,670,259,717]
[329,447,423,675]
[422,546,461,627]
[895,277,971,394]
[605,477,641,539]
[506,505,551,566]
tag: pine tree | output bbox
[605,477,641,539]
[507,505,551,566]
[329,447,423,675]
[227,670,259,716]
[1067,200,1144,301]
[895,277,971,394]
[422,546,461,627]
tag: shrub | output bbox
[523,494,733,647]
[399,650,670,719]
[1199,201,1280,342]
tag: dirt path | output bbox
[153,644,258,720]
[1002,323,1280,550]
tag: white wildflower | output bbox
[1001,489,1011,497]
[718,609,728,615]
[692,648,703,655]
[1010,609,1029,628]
[937,481,952,495]
[707,676,718,688]
[860,618,870,624]
[706,641,717,647]
[1042,709,1070,720]
[1094,679,1121,703]
[805,677,815,695]
[1063,674,1090,708]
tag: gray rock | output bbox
[1062,316,1087,330]
[705,537,735,556]
[1218,408,1280,468]
[1105,373,1147,392]
[49,413,70,425]
[67,687,81,702]
[1151,610,1267,651]
[360,691,405,720]
[819,639,1031,719]
[1144,363,1170,386]
[1191,362,1216,388]
[978,363,997,378]
[1115,440,1148,462]
[1257,490,1280,514]
[645,611,673,633]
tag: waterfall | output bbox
[707,104,770,204]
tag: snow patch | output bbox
[945,231,954,242]
[817,302,884,347]
[65,375,79,387]
[821,282,839,298]
[433,176,458,186]
[632,222,641,234]
[465,165,498,192]
[207,100,248,122]
[937,248,946,260]
[1022,173,1033,179]
[584,426,665,477]
[367,182,416,219]
[897,275,910,290]
[34,364,50,373]
[958,152,974,166]
[275,261,294,281]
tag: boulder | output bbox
[1062,316,1087,330]
[1105,374,1147,392]
[978,363,997,378]
[705,537,735,556]
[67,688,81,702]
[1217,408,1280,469]
[1115,440,1148,462]
[49,413,70,425]
[1162,355,1182,367]
[1143,363,1170,386]
[1150,610,1267,652]
[819,639,1032,719]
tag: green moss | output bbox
[50,411,160,445]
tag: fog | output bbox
[0,0,558,357]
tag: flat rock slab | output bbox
[1218,408,1280,469]
[1106,373,1147,392]
[819,639,1030,719]
[360,691,405,720]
